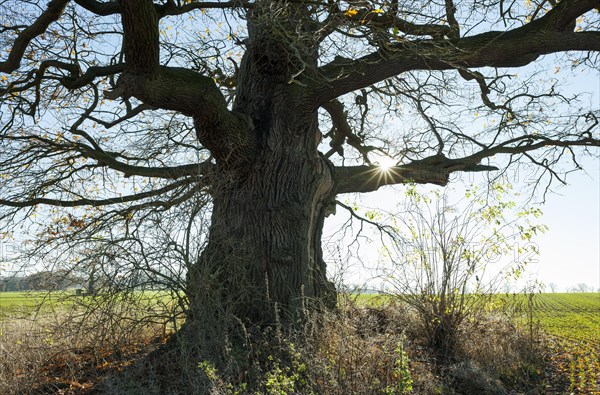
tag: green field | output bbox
[489,292,599,394]
[4,291,597,335]
[4,291,597,329]
[0,290,181,322]
[0,291,84,320]
[531,293,600,343]
[527,293,599,394]
[0,292,48,317]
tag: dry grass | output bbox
[0,297,558,394]
[0,307,166,395]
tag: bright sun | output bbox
[377,157,396,171]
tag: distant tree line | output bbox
[545,282,598,293]
[567,283,595,293]
[1,268,170,293]
[0,270,83,292]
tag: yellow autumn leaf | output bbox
[372,9,384,14]
[1,75,7,81]
[344,9,358,16]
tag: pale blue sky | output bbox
[528,64,599,291]
[529,156,599,291]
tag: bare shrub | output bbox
[380,185,546,359]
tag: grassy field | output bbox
[0,291,41,306]
[0,292,51,318]
[532,293,600,342]
[3,290,597,332]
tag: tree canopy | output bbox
[1,1,598,206]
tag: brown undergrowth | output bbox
[0,311,166,395]
[1,299,563,394]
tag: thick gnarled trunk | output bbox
[183,7,335,342]
[183,81,335,364]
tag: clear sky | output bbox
[518,65,600,292]
[528,156,599,291]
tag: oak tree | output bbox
[1,0,599,375]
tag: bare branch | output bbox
[0,0,69,73]
[334,127,600,194]
[342,9,452,38]
[312,0,600,105]
[444,0,460,38]
[73,0,253,17]
[73,0,120,16]
[0,177,199,208]
[322,99,379,162]
[335,156,499,194]
[113,0,257,167]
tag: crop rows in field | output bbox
[529,293,600,394]
[530,293,600,344]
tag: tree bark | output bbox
[181,38,336,365]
